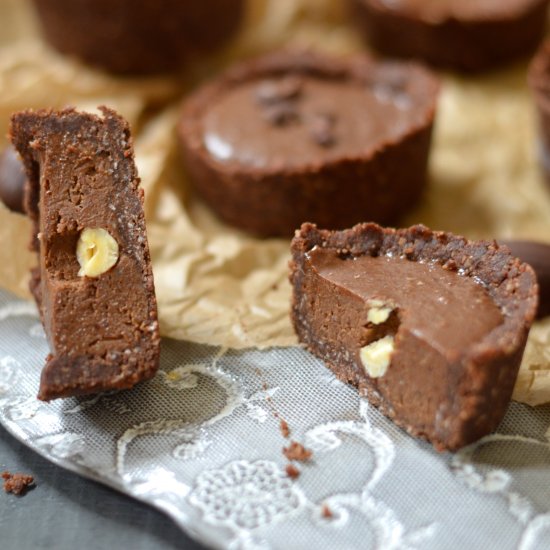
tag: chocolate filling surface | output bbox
[308,247,503,357]
[202,75,423,169]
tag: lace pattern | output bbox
[0,290,549,549]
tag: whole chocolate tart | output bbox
[290,223,538,451]
[529,39,550,184]
[10,107,160,400]
[31,0,245,75]
[178,51,439,237]
[349,0,550,72]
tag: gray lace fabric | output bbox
[1,288,550,550]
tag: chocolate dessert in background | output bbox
[529,40,550,185]
[349,0,550,72]
[10,107,160,400]
[290,222,538,451]
[0,146,26,214]
[500,240,550,319]
[30,0,245,74]
[178,51,439,237]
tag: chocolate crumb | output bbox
[2,471,35,496]
[309,112,337,148]
[321,504,333,519]
[285,464,301,479]
[255,76,303,105]
[283,441,312,462]
[280,419,290,438]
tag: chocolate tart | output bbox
[177,51,439,237]
[350,0,550,72]
[500,240,550,319]
[290,223,538,451]
[10,107,160,400]
[31,0,245,75]
[0,146,26,214]
[529,40,550,184]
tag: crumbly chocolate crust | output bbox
[178,51,439,237]
[10,107,160,400]
[290,223,538,451]
[31,0,245,74]
[350,0,549,72]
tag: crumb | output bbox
[280,419,290,438]
[321,504,333,519]
[283,441,312,462]
[285,464,300,479]
[2,471,35,496]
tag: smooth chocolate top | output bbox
[307,247,504,357]
[373,0,542,20]
[201,73,428,170]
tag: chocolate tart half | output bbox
[290,223,538,451]
[31,0,245,75]
[350,0,550,72]
[178,51,439,237]
[10,107,160,400]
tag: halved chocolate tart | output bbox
[10,107,160,400]
[290,223,538,451]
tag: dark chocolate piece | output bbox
[500,240,550,319]
[290,223,538,451]
[178,51,439,237]
[0,146,26,214]
[350,0,550,72]
[31,0,245,75]
[10,107,160,400]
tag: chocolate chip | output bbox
[0,146,26,214]
[255,75,303,105]
[500,240,550,319]
[309,112,337,148]
[262,102,300,126]
[368,68,412,109]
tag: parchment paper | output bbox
[0,0,549,404]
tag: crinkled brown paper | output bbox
[0,0,549,405]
